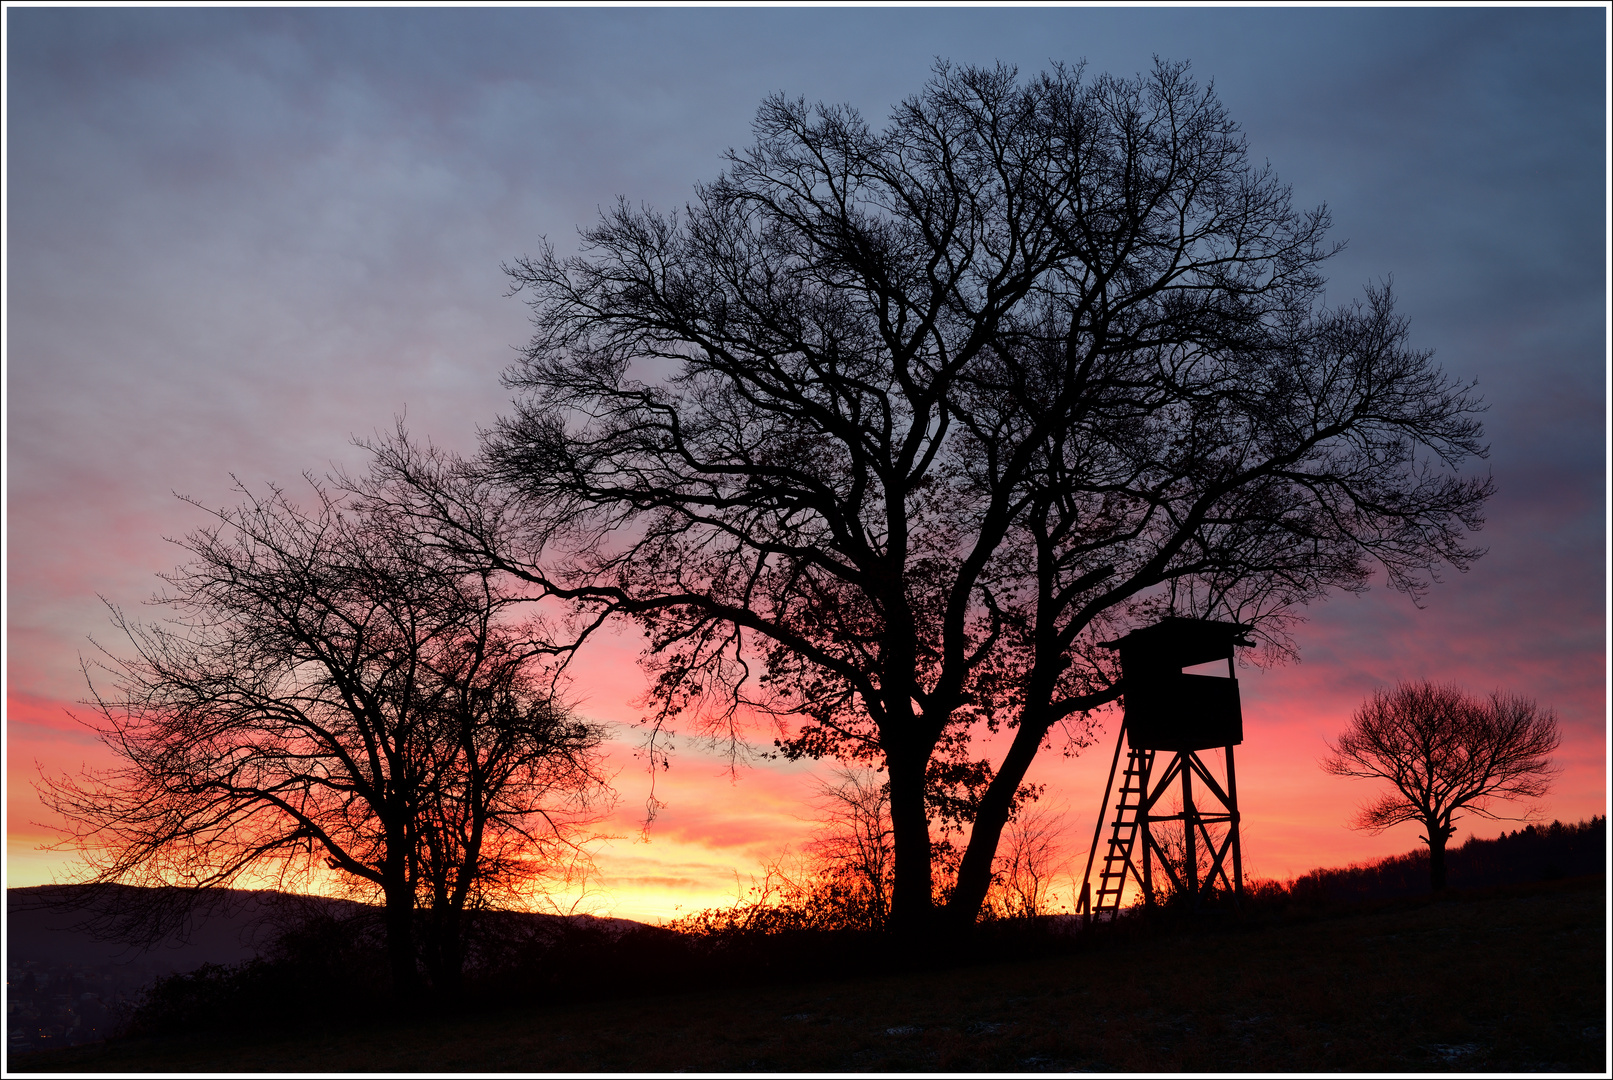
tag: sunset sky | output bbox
[6,7,1605,924]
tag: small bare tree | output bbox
[988,802,1069,918]
[1322,681,1560,891]
[803,768,896,929]
[1148,803,1230,906]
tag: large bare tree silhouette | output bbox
[382,60,1493,932]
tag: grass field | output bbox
[17,876,1606,1073]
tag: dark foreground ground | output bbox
[17,876,1606,1073]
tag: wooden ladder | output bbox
[1080,723,1157,924]
[1090,747,1152,917]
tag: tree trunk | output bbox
[947,714,1050,928]
[383,885,417,997]
[382,827,417,997]
[1428,831,1449,892]
[886,746,935,936]
[423,905,464,998]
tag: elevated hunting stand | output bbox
[1078,617,1255,923]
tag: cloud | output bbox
[6,7,1601,919]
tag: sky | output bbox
[5,6,1606,923]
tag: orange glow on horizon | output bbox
[7,588,1606,923]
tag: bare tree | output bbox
[802,768,896,929]
[384,59,1492,933]
[40,471,611,995]
[1322,681,1559,891]
[1148,801,1231,907]
[988,802,1069,919]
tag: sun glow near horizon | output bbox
[11,617,1604,926]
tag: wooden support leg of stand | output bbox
[1227,743,1243,906]
[1140,753,1154,907]
[1182,755,1198,908]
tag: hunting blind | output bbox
[1079,617,1255,922]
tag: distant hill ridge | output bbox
[1275,816,1606,903]
[6,884,648,976]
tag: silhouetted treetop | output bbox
[1324,681,1559,891]
[42,472,611,995]
[393,59,1495,931]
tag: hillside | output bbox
[8,886,298,972]
[1279,816,1606,902]
[5,885,644,1056]
[17,876,1606,1073]
[7,885,644,972]
[8,820,1605,1063]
